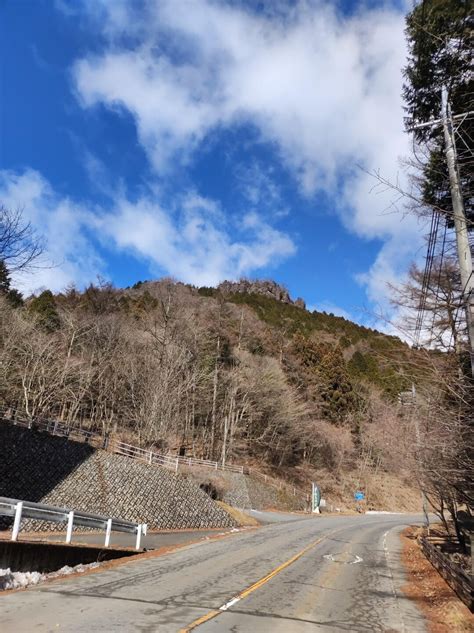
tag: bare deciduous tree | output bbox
[0,205,44,272]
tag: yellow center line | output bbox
[179,527,340,632]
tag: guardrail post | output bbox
[148,451,153,465]
[175,457,179,473]
[66,511,74,544]
[136,524,143,550]
[105,518,112,547]
[215,461,218,470]
[12,501,23,541]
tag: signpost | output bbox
[312,483,321,513]
[354,491,365,513]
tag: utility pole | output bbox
[441,86,474,377]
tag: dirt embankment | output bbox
[400,527,473,633]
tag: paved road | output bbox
[247,509,315,523]
[1,514,426,632]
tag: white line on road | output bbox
[323,553,363,564]
[383,527,407,633]
[219,596,241,611]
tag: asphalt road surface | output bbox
[1,514,427,632]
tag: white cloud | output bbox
[72,0,424,315]
[308,301,352,320]
[102,194,295,286]
[234,161,289,217]
[0,169,294,292]
[0,169,103,294]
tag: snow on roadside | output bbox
[0,561,100,591]
[365,511,403,515]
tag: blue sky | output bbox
[0,0,424,326]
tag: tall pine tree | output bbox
[0,260,23,307]
[403,0,473,226]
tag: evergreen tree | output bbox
[29,290,60,331]
[292,335,359,423]
[0,259,23,307]
[317,347,358,424]
[403,0,473,225]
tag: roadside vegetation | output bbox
[0,271,436,510]
[0,0,470,554]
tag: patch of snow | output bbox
[48,562,100,578]
[0,569,44,591]
[0,561,100,591]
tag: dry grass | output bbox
[401,526,473,633]
[216,502,259,527]
[290,465,423,512]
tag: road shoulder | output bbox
[400,526,473,633]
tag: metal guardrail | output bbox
[0,497,147,550]
[0,409,308,501]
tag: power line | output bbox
[427,218,448,347]
[414,209,441,347]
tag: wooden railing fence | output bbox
[421,536,473,611]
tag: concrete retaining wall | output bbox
[0,425,235,531]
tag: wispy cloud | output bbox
[0,169,103,294]
[101,193,296,287]
[234,161,289,218]
[0,169,295,292]
[308,301,352,321]
[72,0,423,314]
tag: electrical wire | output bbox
[414,208,441,347]
[427,218,448,346]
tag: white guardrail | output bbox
[0,497,147,550]
[0,409,244,473]
[0,409,307,500]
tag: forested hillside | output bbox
[0,277,427,507]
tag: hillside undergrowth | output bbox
[0,278,428,509]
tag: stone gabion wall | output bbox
[180,467,253,509]
[182,466,306,512]
[222,473,252,508]
[0,424,235,531]
[219,472,306,512]
[246,477,306,512]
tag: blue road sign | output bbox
[354,491,365,501]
